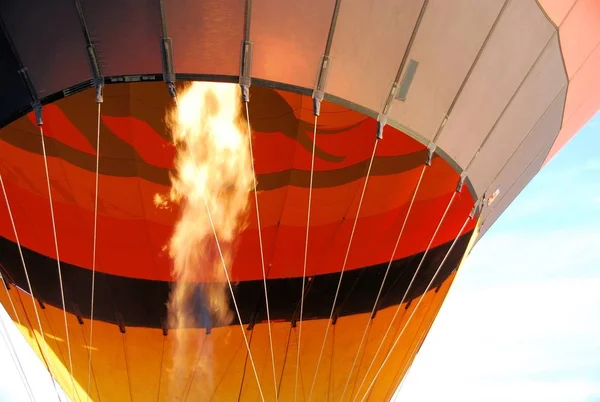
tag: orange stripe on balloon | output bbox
[27,105,97,155]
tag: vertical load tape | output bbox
[456,171,467,193]
[240,40,254,102]
[161,37,176,98]
[312,55,331,116]
[18,68,43,126]
[376,82,399,139]
[426,142,436,166]
[86,44,104,103]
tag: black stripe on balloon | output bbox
[0,231,472,329]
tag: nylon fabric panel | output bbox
[0,121,470,283]
[123,326,163,400]
[74,319,102,402]
[225,277,456,401]
[250,0,336,88]
[0,0,90,97]
[81,316,131,401]
[357,276,454,401]
[480,142,553,236]
[436,0,555,170]
[555,0,600,79]
[388,0,505,141]
[0,224,472,331]
[561,44,600,128]
[479,86,566,232]
[468,34,566,195]
[547,85,600,165]
[164,0,245,77]
[214,324,279,401]
[78,0,163,77]
[333,276,454,401]
[39,302,91,402]
[545,1,600,163]
[537,0,577,25]
[0,83,474,284]
[1,272,460,402]
[326,0,425,112]
[176,326,248,401]
[0,29,31,128]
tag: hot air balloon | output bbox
[0,0,599,401]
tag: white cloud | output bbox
[397,378,600,402]
[394,221,600,402]
[582,159,600,172]
[466,228,600,281]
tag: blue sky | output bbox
[394,112,600,402]
[1,113,599,401]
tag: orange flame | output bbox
[161,81,253,396]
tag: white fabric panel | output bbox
[469,34,566,195]
[326,0,425,113]
[388,0,505,140]
[436,0,555,169]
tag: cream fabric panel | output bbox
[327,0,425,112]
[436,0,555,169]
[388,0,505,141]
[468,34,566,195]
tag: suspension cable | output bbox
[174,96,266,402]
[351,190,457,402]
[339,164,427,401]
[0,283,35,402]
[198,162,265,401]
[38,124,78,400]
[0,173,62,402]
[357,213,473,401]
[87,101,102,401]
[1,277,22,327]
[294,114,319,402]
[385,303,434,401]
[183,333,208,401]
[121,332,134,402]
[382,284,440,401]
[306,139,379,402]
[245,101,279,400]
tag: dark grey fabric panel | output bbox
[477,86,566,237]
[79,0,163,77]
[0,0,90,98]
[479,140,552,238]
[0,27,31,128]
[165,0,245,76]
